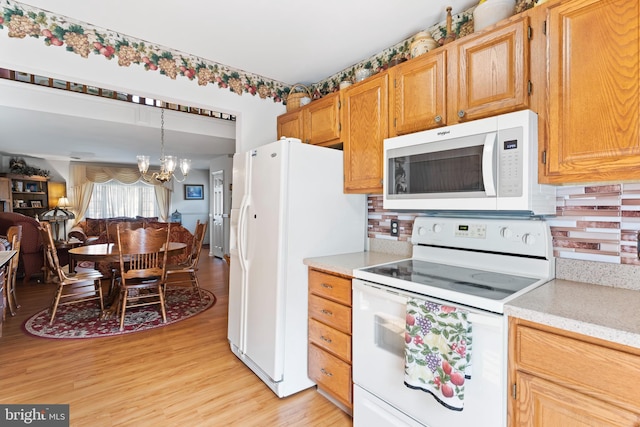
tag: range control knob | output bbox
[432,223,443,233]
[522,233,536,245]
[417,227,427,236]
[500,227,513,239]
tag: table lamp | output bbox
[40,197,75,241]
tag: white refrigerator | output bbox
[227,138,366,397]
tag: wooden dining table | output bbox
[68,242,187,264]
[68,242,187,318]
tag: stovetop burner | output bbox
[360,259,539,301]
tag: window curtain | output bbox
[70,164,171,222]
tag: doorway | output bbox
[210,170,224,258]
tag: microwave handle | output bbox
[482,132,497,197]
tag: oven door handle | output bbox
[467,312,504,328]
[353,281,408,304]
[355,280,504,328]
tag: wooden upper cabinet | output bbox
[542,0,640,184]
[276,109,303,141]
[342,72,389,194]
[389,49,447,136]
[303,92,341,147]
[452,16,530,123]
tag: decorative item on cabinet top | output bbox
[474,0,517,32]
[285,84,312,112]
[410,31,438,58]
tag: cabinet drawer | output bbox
[309,318,351,362]
[309,294,351,334]
[309,269,352,305]
[308,344,352,408]
[515,324,640,413]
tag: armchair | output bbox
[0,212,44,283]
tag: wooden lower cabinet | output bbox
[307,268,353,411]
[509,318,640,426]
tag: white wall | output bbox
[0,35,285,154]
[170,168,210,236]
[0,30,286,244]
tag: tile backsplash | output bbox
[368,182,640,267]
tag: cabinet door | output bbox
[276,109,303,140]
[514,372,640,426]
[303,92,340,146]
[342,72,389,194]
[453,16,530,122]
[543,0,639,183]
[389,50,447,136]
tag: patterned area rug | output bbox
[23,287,216,339]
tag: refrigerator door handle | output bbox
[237,196,250,271]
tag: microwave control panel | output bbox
[498,126,523,197]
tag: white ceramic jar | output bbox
[410,31,438,58]
[473,0,516,32]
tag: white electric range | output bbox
[351,216,554,427]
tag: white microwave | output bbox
[383,110,556,215]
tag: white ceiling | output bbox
[1,0,478,168]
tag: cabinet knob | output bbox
[321,309,334,316]
[320,335,333,343]
[458,110,466,118]
[321,283,333,289]
[434,115,442,123]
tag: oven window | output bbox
[374,313,405,356]
[389,145,484,195]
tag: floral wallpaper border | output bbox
[0,0,290,102]
[1,0,541,104]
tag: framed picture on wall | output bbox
[184,184,204,200]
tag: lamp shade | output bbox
[57,197,71,208]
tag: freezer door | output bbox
[243,141,287,382]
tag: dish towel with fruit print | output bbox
[404,297,472,411]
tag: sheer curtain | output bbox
[70,164,171,221]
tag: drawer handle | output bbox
[321,309,333,316]
[320,335,333,343]
[321,368,333,377]
[321,283,333,289]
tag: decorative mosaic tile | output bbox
[368,181,640,267]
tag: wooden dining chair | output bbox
[165,220,208,302]
[5,225,22,316]
[38,222,104,325]
[115,223,171,331]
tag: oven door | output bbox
[352,279,507,427]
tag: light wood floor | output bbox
[0,254,353,427]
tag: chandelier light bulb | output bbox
[180,158,191,176]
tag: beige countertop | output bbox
[303,251,408,277]
[505,279,640,349]
[304,251,640,350]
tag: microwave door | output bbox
[482,132,497,197]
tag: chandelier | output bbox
[137,108,191,183]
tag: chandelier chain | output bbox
[137,107,191,183]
